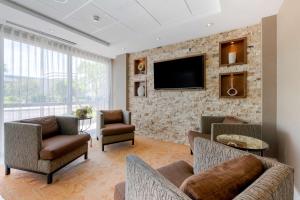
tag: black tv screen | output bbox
[154,55,205,89]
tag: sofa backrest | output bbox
[101,110,124,124]
[20,116,59,139]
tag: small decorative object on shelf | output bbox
[228,51,237,64]
[219,37,247,67]
[75,106,93,119]
[219,71,247,98]
[137,82,145,97]
[134,57,147,75]
[134,81,147,97]
[227,74,238,96]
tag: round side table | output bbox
[78,116,93,147]
[216,134,269,156]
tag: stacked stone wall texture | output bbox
[128,24,262,144]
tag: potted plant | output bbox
[75,106,93,119]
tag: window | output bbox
[1,38,111,136]
[72,56,110,110]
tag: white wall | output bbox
[262,15,278,158]
[277,0,300,198]
[112,54,128,110]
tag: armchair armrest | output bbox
[122,110,131,125]
[4,122,42,171]
[56,116,79,135]
[211,123,262,141]
[126,155,191,200]
[193,137,247,174]
[96,111,104,138]
[234,164,294,200]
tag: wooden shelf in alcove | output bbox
[219,71,247,98]
[134,81,147,97]
[134,57,147,75]
[219,37,247,67]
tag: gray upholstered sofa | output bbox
[4,116,90,184]
[188,116,261,153]
[123,137,294,200]
[96,110,135,151]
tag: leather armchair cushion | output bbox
[180,155,264,200]
[114,160,193,200]
[102,123,135,136]
[101,110,124,124]
[40,134,90,160]
[21,116,59,139]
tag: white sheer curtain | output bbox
[3,39,69,122]
[0,24,112,156]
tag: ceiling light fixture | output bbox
[54,0,68,4]
[93,15,100,22]
[206,23,214,27]
[156,37,160,41]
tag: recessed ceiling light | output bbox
[54,0,68,4]
[156,37,160,41]
[206,23,214,27]
[93,15,100,22]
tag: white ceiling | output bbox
[0,0,283,58]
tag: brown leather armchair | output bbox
[4,116,90,184]
[96,110,135,151]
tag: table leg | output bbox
[260,150,264,157]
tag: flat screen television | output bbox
[154,54,205,90]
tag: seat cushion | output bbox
[40,134,90,160]
[114,160,193,200]
[102,123,135,136]
[187,130,211,152]
[180,155,264,200]
[21,116,59,139]
[101,110,124,124]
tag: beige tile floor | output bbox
[0,136,193,200]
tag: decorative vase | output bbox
[137,84,145,97]
[228,52,237,64]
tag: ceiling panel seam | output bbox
[62,0,93,20]
[134,0,162,26]
[183,0,193,15]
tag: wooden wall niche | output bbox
[134,57,147,75]
[219,71,247,98]
[134,81,147,97]
[219,37,247,67]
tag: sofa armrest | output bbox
[122,110,131,125]
[234,164,294,200]
[211,123,262,141]
[126,155,191,200]
[193,137,248,174]
[56,116,79,135]
[201,116,225,134]
[4,122,42,171]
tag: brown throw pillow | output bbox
[101,110,124,124]
[180,155,264,200]
[222,116,245,124]
[21,116,59,139]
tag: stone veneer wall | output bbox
[128,24,262,144]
